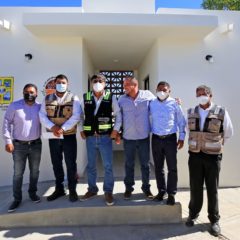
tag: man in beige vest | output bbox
[185,85,233,237]
[39,74,81,202]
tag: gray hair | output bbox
[123,76,138,86]
[196,85,212,96]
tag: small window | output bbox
[100,71,134,99]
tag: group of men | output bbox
[2,74,233,237]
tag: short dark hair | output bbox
[23,83,38,92]
[196,85,212,96]
[157,81,170,89]
[55,74,68,82]
[91,74,106,82]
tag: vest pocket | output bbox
[46,106,56,117]
[207,118,221,133]
[188,132,198,151]
[63,106,73,119]
[188,118,196,131]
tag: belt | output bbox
[153,133,176,139]
[14,138,41,145]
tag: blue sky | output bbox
[0,0,202,9]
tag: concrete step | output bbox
[0,180,182,228]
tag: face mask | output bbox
[157,91,169,101]
[24,93,37,102]
[56,83,67,93]
[93,82,104,93]
[197,96,209,105]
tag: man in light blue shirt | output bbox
[150,81,186,205]
[118,76,155,200]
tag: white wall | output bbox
[82,0,155,13]
[0,8,88,186]
[139,11,240,187]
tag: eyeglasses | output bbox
[93,79,104,84]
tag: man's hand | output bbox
[115,133,121,145]
[110,130,118,139]
[51,125,62,137]
[80,131,86,140]
[177,140,184,150]
[175,98,182,105]
[5,144,14,153]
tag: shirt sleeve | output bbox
[39,98,55,130]
[223,109,233,144]
[78,97,85,132]
[112,95,122,132]
[176,104,186,141]
[2,103,15,145]
[61,95,81,131]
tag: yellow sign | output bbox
[0,77,14,105]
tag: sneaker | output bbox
[153,192,167,202]
[47,190,66,201]
[143,190,154,200]
[124,190,132,200]
[166,194,175,205]
[8,201,21,213]
[30,194,41,203]
[80,191,97,201]
[210,222,221,237]
[69,191,78,202]
[105,193,114,206]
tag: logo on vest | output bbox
[42,76,56,96]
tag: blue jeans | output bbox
[49,134,77,192]
[123,137,151,192]
[86,135,114,193]
[12,139,42,202]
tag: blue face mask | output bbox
[56,83,67,93]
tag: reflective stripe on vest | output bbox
[98,124,112,130]
[83,126,92,131]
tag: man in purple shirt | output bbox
[2,84,42,213]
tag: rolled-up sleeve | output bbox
[112,96,122,132]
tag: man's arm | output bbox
[176,104,186,149]
[223,109,233,144]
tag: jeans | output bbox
[188,151,222,223]
[151,133,178,195]
[12,139,42,202]
[123,137,151,192]
[49,134,77,192]
[86,135,114,193]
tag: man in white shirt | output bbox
[185,85,233,237]
[39,74,81,202]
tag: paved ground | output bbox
[0,179,239,240]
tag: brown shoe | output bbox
[105,192,114,206]
[124,190,132,200]
[80,191,97,201]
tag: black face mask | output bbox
[24,93,37,102]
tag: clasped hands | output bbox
[51,125,64,137]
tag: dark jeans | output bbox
[152,133,177,195]
[12,139,42,202]
[188,151,222,223]
[49,134,77,192]
[123,137,151,192]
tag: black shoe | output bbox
[69,191,78,202]
[30,194,41,203]
[143,190,154,200]
[8,201,21,213]
[166,194,175,205]
[210,222,221,237]
[124,190,132,200]
[47,190,65,201]
[154,192,166,202]
[185,217,195,227]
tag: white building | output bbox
[0,0,239,187]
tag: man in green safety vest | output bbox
[79,74,122,206]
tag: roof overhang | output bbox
[23,12,218,69]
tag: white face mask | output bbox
[93,82,104,93]
[157,91,169,101]
[56,83,67,93]
[197,95,209,105]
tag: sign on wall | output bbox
[0,77,14,107]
